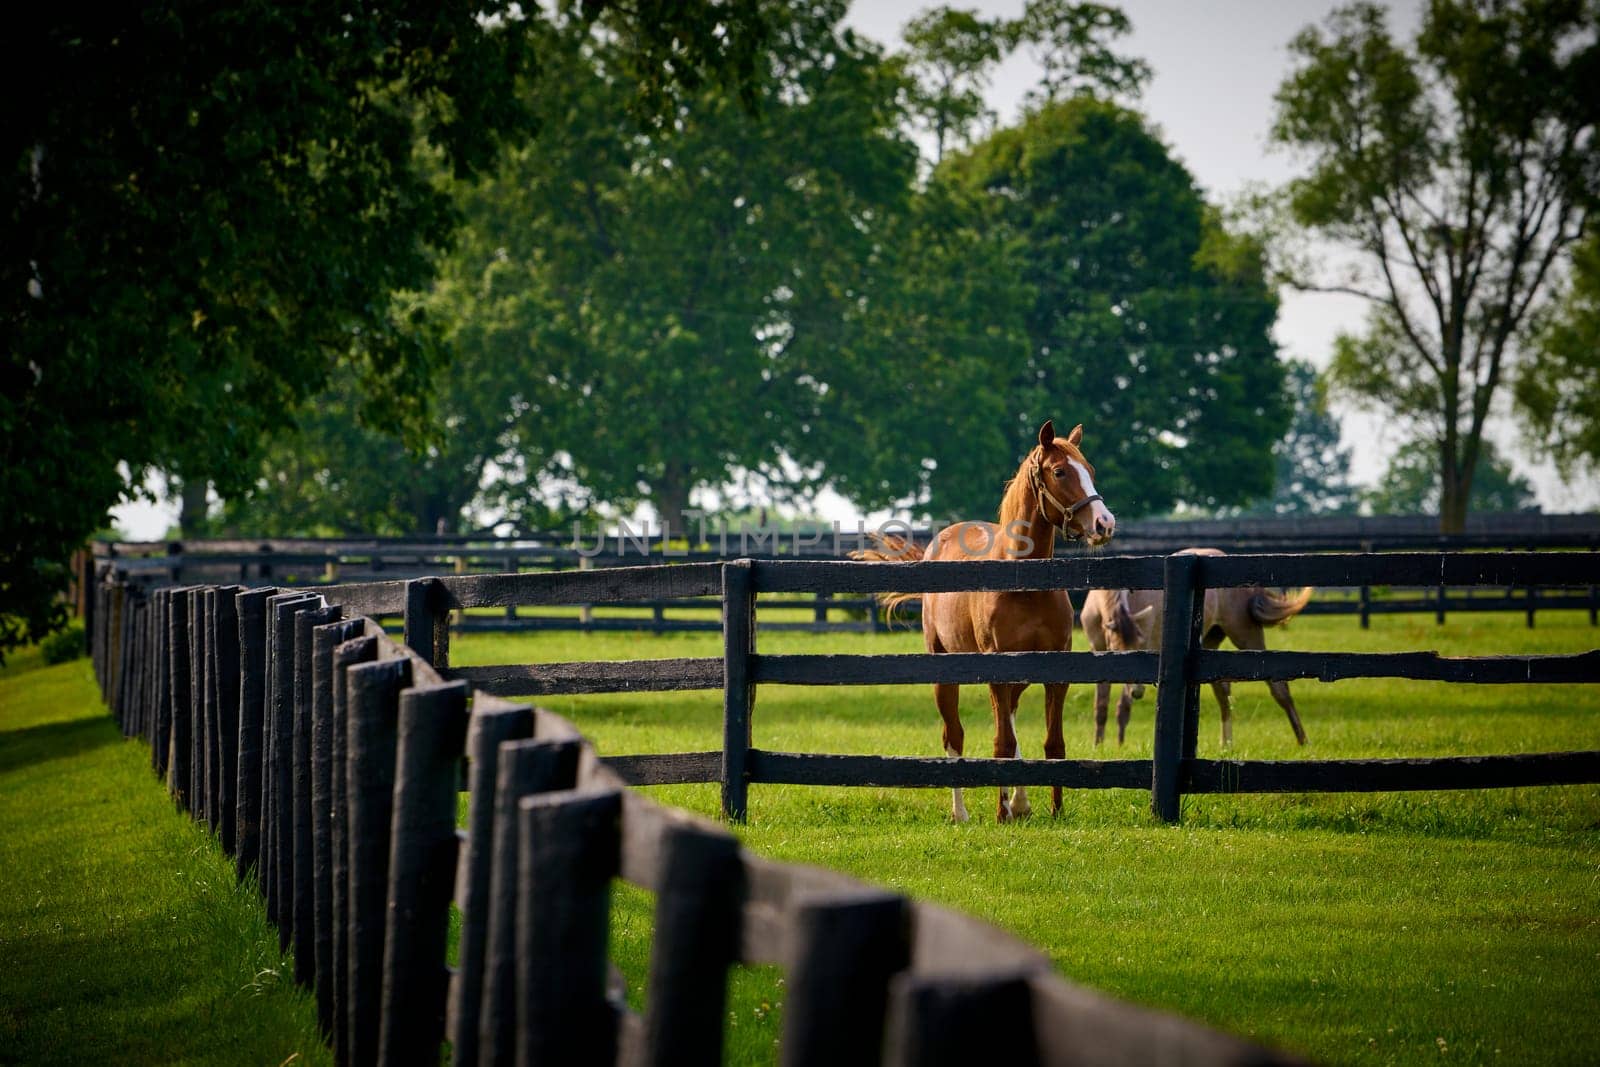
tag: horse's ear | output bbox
[1066,423,1084,447]
[1037,420,1055,448]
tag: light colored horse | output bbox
[855,420,1116,822]
[1080,548,1313,746]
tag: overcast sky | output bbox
[111,0,1593,538]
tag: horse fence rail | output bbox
[91,572,1299,1067]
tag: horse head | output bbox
[1029,420,1117,546]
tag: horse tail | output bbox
[848,533,925,618]
[1249,586,1314,627]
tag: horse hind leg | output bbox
[1116,682,1136,745]
[935,683,967,822]
[1229,625,1308,746]
[1093,681,1110,745]
[1203,629,1234,746]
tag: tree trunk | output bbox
[178,478,209,538]
[652,463,692,542]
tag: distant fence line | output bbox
[88,512,1600,634]
[96,551,1600,828]
[92,574,1300,1067]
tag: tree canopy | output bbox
[2,1,769,654]
[1270,0,1598,532]
[942,98,1291,518]
[1246,360,1360,516]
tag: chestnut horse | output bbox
[855,420,1116,822]
[1080,548,1313,746]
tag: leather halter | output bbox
[1028,454,1103,542]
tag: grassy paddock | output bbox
[453,610,1600,1065]
[0,648,328,1067]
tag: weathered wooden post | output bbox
[472,737,580,1067]
[312,618,365,1037]
[265,592,320,936]
[345,656,413,1067]
[721,560,756,822]
[403,577,449,669]
[234,587,278,881]
[514,790,622,1067]
[779,891,910,1067]
[1151,552,1202,824]
[167,586,193,808]
[187,588,206,822]
[294,603,342,986]
[331,634,380,1067]
[448,702,537,1067]
[884,970,1038,1066]
[210,586,244,855]
[639,823,744,1064]
[377,680,471,1067]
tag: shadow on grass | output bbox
[0,716,119,776]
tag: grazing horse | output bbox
[854,420,1116,822]
[1079,548,1313,746]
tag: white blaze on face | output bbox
[1069,459,1116,539]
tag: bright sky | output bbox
[111,0,1594,539]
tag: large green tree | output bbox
[1516,228,1600,479]
[1246,360,1360,516]
[942,98,1291,518]
[1270,0,1598,532]
[2,2,767,653]
[434,0,920,536]
[1366,436,1536,515]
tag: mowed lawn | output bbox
[0,647,328,1067]
[450,609,1600,1066]
[2,609,1596,1065]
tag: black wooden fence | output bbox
[88,511,1600,636]
[292,552,1600,824]
[92,573,1301,1067]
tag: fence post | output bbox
[515,790,622,1067]
[884,970,1038,1066]
[779,891,910,1067]
[1526,582,1536,629]
[1436,580,1447,625]
[640,824,744,1065]
[377,680,471,1067]
[448,706,538,1067]
[312,618,366,1038]
[294,604,342,988]
[265,593,320,940]
[188,589,207,822]
[167,587,192,808]
[211,587,243,855]
[722,560,756,822]
[152,590,171,779]
[1590,584,1597,627]
[234,587,278,882]
[332,634,380,1067]
[404,577,449,669]
[475,738,581,1067]
[1151,553,1202,824]
[345,656,414,1067]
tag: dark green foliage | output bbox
[1271,0,1599,531]
[1366,437,1537,516]
[40,623,86,665]
[2,2,769,654]
[1246,360,1359,516]
[942,99,1291,518]
[1518,230,1600,479]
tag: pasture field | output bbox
[0,647,329,1066]
[451,609,1600,1066]
[1,609,1594,1065]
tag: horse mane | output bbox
[997,455,1037,528]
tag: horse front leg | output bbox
[1043,683,1067,814]
[935,683,967,822]
[989,683,1024,822]
[1116,682,1135,745]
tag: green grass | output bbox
[4,611,1596,1065]
[451,610,1600,1066]
[0,648,328,1067]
